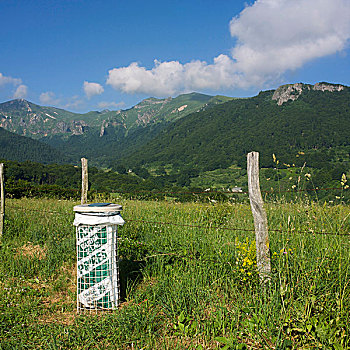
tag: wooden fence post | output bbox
[81,158,88,205]
[247,152,271,283]
[0,163,4,240]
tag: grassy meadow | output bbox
[0,196,349,349]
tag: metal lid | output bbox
[73,203,122,213]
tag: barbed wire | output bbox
[98,186,346,197]
[6,205,350,236]
[6,204,72,216]
[127,218,256,233]
[108,189,247,195]
[262,187,346,195]
[127,219,350,236]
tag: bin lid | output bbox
[73,203,122,213]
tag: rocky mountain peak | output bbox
[313,82,344,92]
[272,83,308,106]
[135,96,171,109]
[2,98,30,110]
[272,82,345,105]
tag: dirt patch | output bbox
[16,242,47,260]
[37,263,77,325]
[38,310,77,326]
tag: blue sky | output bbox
[1,0,349,112]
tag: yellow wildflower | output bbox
[341,173,347,186]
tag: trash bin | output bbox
[73,203,124,312]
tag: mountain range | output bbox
[0,82,349,185]
[0,92,233,166]
[0,93,232,139]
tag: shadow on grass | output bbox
[119,259,145,301]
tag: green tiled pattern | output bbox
[77,225,113,309]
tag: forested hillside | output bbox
[125,83,350,172]
[0,128,69,164]
[2,159,193,201]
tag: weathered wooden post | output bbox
[81,158,88,205]
[247,152,271,283]
[0,163,4,240]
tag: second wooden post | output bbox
[81,158,88,205]
[247,151,271,283]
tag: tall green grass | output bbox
[0,197,349,349]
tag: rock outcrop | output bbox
[272,83,308,105]
[272,82,345,105]
[313,82,344,92]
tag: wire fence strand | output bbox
[93,186,346,197]
[6,204,350,236]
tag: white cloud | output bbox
[83,81,104,98]
[0,72,22,87]
[1,72,28,100]
[229,0,350,85]
[107,56,240,96]
[13,84,28,99]
[106,0,350,96]
[39,91,60,105]
[98,101,125,110]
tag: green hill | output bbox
[0,127,70,164]
[125,83,350,172]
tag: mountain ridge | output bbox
[0,92,233,140]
